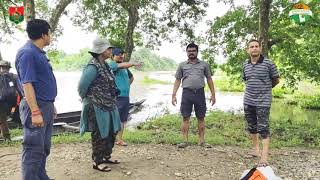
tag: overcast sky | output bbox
[1,0,250,64]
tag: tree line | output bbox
[48,48,177,71]
[1,0,319,86]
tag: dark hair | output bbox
[247,39,261,47]
[186,42,198,52]
[26,19,51,40]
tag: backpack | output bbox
[240,166,282,180]
[241,168,267,180]
[0,73,17,108]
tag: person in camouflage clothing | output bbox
[78,38,121,172]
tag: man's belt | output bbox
[183,87,204,94]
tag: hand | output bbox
[32,114,44,128]
[172,95,177,106]
[54,106,57,119]
[133,62,143,70]
[209,96,216,106]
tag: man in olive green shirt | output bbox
[172,42,216,148]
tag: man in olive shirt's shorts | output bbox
[172,43,216,148]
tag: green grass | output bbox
[214,78,244,92]
[272,86,293,98]
[286,94,320,110]
[52,133,91,144]
[142,76,172,85]
[213,76,320,109]
[281,82,320,109]
[2,111,319,148]
[136,111,320,148]
[213,78,292,99]
[0,130,91,147]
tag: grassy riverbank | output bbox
[144,73,320,110]
[142,76,172,85]
[2,110,319,148]
[213,78,320,110]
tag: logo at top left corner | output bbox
[9,6,25,24]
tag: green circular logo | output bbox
[289,3,313,24]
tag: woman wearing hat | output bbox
[78,38,121,172]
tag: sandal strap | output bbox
[94,163,111,171]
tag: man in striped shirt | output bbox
[243,39,280,167]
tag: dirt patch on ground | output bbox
[1,143,320,180]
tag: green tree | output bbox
[0,0,73,60]
[205,0,320,87]
[73,0,209,61]
[49,47,177,71]
[49,48,92,71]
[23,0,74,33]
[0,0,20,47]
[131,48,177,71]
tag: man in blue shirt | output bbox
[109,48,141,146]
[15,19,57,180]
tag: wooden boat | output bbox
[52,99,146,134]
[6,99,146,136]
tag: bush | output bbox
[272,86,292,98]
[214,78,244,92]
[298,94,320,110]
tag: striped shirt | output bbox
[243,55,279,107]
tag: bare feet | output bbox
[254,147,261,157]
[257,155,269,167]
[198,142,212,148]
[257,160,269,167]
[247,148,261,158]
[177,142,189,148]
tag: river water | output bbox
[54,71,320,127]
